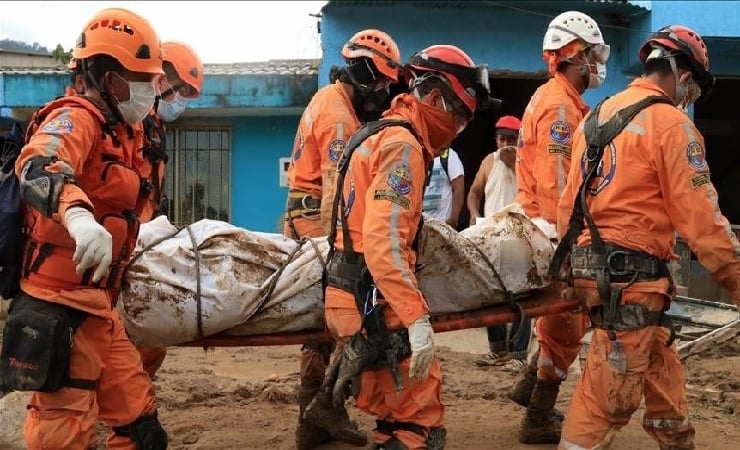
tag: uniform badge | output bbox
[386,162,412,195]
[41,117,73,134]
[292,129,305,162]
[686,141,708,171]
[581,142,617,195]
[328,139,345,163]
[549,120,571,145]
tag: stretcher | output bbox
[179,289,581,347]
[177,294,738,349]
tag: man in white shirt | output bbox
[423,147,465,227]
[467,115,521,223]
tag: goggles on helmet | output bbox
[406,53,501,112]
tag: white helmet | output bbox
[543,11,605,51]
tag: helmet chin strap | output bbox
[667,54,686,106]
[81,59,125,125]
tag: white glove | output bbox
[408,314,434,381]
[63,207,113,283]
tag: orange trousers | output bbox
[283,211,330,390]
[137,346,168,379]
[283,213,322,241]
[535,310,590,381]
[24,308,158,450]
[326,305,444,449]
[559,290,695,449]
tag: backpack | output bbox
[0,118,26,299]
[439,148,451,181]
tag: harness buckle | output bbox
[363,285,379,316]
[300,195,315,210]
[606,250,631,276]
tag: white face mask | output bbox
[157,93,189,122]
[677,78,701,113]
[113,73,156,125]
[588,62,607,89]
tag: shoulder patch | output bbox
[41,117,73,134]
[549,120,571,145]
[292,129,305,162]
[686,141,708,171]
[328,139,345,163]
[690,173,711,188]
[374,189,411,209]
[386,162,413,195]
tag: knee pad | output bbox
[113,413,168,450]
[374,436,408,450]
[427,427,447,450]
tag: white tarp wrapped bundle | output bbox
[118,204,554,347]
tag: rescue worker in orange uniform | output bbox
[284,29,403,449]
[554,25,738,450]
[5,8,168,449]
[136,40,205,379]
[322,44,496,449]
[508,11,611,444]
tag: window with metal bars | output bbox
[161,127,231,226]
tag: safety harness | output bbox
[549,95,678,344]
[141,113,169,215]
[326,119,423,392]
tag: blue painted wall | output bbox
[0,71,307,232]
[230,116,295,232]
[319,1,635,108]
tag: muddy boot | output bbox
[518,379,563,444]
[507,349,538,408]
[296,386,332,450]
[304,392,368,447]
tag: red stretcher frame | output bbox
[180,289,580,347]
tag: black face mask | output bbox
[354,88,391,123]
[340,66,393,123]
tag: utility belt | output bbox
[285,190,321,218]
[328,250,410,388]
[326,250,367,293]
[571,243,675,344]
[570,244,669,283]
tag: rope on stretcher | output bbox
[459,234,527,347]
[125,226,326,340]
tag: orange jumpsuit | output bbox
[16,97,158,450]
[284,81,362,393]
[325,94,441,449]
[556,79,740,449]
[284,80,361,239]
[516,72,590,382]
[136,110,169,379]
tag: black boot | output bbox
[303,391,367,447]
[518,379,564,444]
[507,350,538,408]
[295,386,332,450]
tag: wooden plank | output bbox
[678,319,740,360]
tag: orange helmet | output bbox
[406,44,499,115]
[73,7,163,75]
[639,25,713,92]
[162,41,204,98]
[341,29,401,82]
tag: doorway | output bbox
[451,75,547,228]
[694,77,740,225]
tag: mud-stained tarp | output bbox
[118,204,554,346]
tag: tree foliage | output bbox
[0,38,52,55]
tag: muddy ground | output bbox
[1,304,738,449]
[152,328,739,450]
